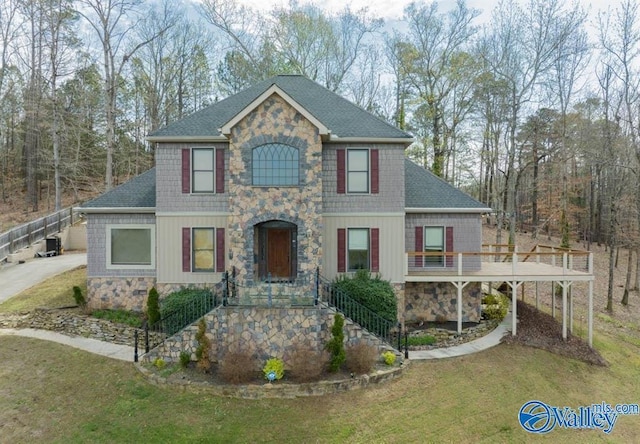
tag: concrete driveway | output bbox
[0,252,87,304]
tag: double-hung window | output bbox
[348,228,370,271]
[192,228,215,272]
[192,148,215,193]
[347,149,369,193]
[107,225,154,269]
[424,226,444,266]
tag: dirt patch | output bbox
[502,300,608,366]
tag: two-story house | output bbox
[80,74,491,329]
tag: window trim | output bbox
[191,227,216,272]
[346,148,370,194]
[191,147,216,194]
[106,224,155,270]
[423,226,445,268]
[251,143,300,187]
[347,227,370,271]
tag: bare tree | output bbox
[77,0,171,190]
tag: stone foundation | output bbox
[404,282,482,323]
[87,277,156,312]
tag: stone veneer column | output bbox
[226,94,323,284]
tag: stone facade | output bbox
[144,306,390,365]
[227,94,323,284]
[404,282,482,323]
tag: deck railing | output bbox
[405,244,593,276]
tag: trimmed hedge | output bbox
[159,288,216,335]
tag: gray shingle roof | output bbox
[405,159,490,211]
[82,167,156,209]
[149,75,412,140]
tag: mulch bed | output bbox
[502,300,608,367]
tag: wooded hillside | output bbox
[2,0,640,311]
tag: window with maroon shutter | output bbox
[337,228,346,272]
[371,149,379,194]
[181,149,190,193]
[216,228,225,272]
[182,227,191,272]
[446,226,454,267]
[370,228,379,272]
[415,226,423,267]
[216,148,225,193]
[337,149,346,194]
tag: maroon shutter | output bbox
[215,148,225,193]
[337,228,346,272]
[370,228,379,272]
[415,226,423,267]
[336,149,345,194]
[371,149,379,194]
[182,227,191,272]
[216,228,225,272]
[446,226,454,267]
[181,149,190,194]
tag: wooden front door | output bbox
[267,228,291,279]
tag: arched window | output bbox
[252,143,299,186]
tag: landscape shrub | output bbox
[195,318,212,373]
[345,342,378,375]
[218,349,257,384]
[286,346,329,382]
[72,286,86,310]
[326,314,346,372]
[482,292,509,321]
[262,358,285,381]
[332,270,397,324]
[146,287,160,326]
[381,350,396,366]
[179,351,191,369]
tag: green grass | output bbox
[0,266,87,313]
[1,268,639,442]
[91,309,144,328]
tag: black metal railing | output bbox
[142,287,223,357]
[316,272,397,347]
[224,267,316,307]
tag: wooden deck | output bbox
[403,245,595,347]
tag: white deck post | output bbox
[405,252,408,276]
[562,282,568,340]
[588,280,593,347]
[458,253,462,275]
[569,284,573,333]
[457,283,463,334]
[512,281,517,336]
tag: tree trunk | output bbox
[622,248,632,305]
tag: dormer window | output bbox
[252,143,299,186]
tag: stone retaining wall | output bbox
[143,305,393,365]
[0,308,160,348]
[87,277,156,312]
[405,282,482,323]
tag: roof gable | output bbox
[220,85,329,136]
[148,75,413,143]
[404,159,491,212]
